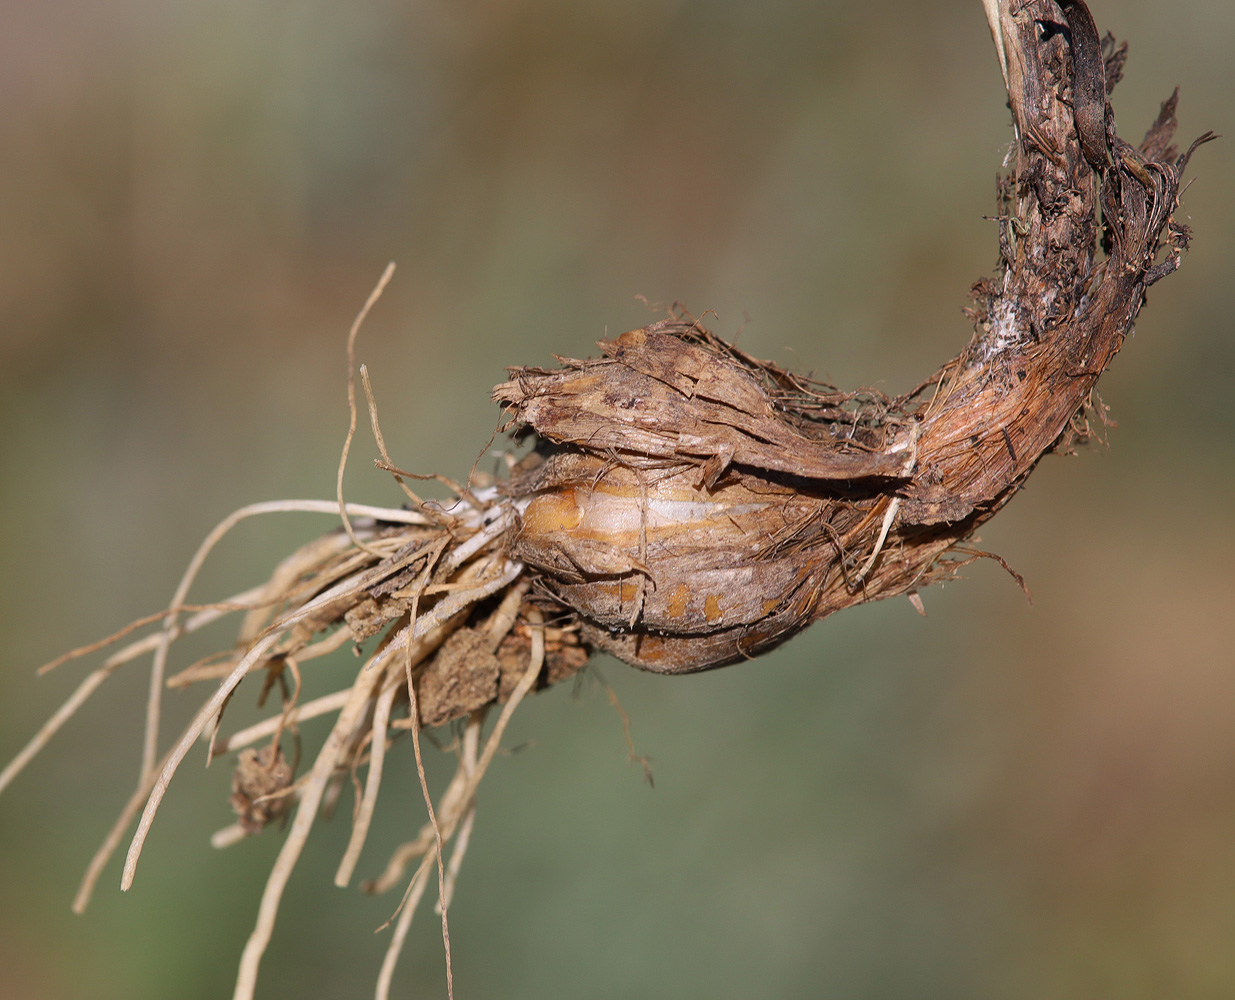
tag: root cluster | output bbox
[1,488,575,998]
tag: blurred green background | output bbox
[1,1,1232,997]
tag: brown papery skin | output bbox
[496,4,1210,675]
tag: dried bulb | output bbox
[495,320,922,674]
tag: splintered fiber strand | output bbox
[413,584,523,986]
[386,551,510,996]
[359,688,497,897]
[141,497,432,781]
[364,792,457,894]
[335,672,402,887]
[852,496,903,584]
[385,717,485,895]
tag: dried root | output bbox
[0,276,591,1000]
[0,2,1210,998]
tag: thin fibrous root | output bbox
[142,496,428,781]
[334,671,401,887]
[374,613,546,998]
[210,689,352,757]
[226,558,523,1000]
[232,634,404,1000]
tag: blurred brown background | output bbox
[1,2,1232,997]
